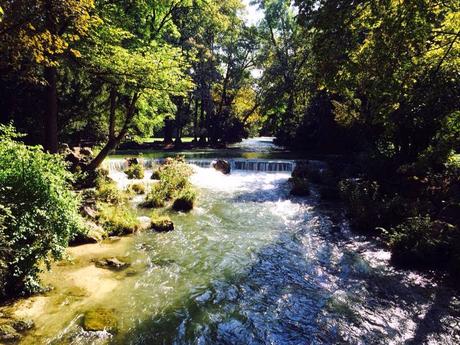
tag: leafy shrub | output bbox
[98,203,140,236]
[145,157,196,211]
[127,183,145,195]
[0,125,82,297]
[339,179,382,232]
[124,163,144,179]
[386,216,460,269]
[95,177,129,204]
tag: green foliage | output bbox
[0,125,82,297]
[172,187,197,212]
[339,179,382,232]
[145,157,196,212]
[386,216,460,270]
[98,203,140,236]
[124,164,145,180]
[95,177,129,204]
[127,183,146,195]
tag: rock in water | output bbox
[151,217,174,232]
[212,160,231,174]
[82,308,118,333]
[0,324,21,342]
[95,257,130,271]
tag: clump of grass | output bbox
[172,187,196,212]
[127,183,145,195]
[95,177,130,204]
[151,215,174,232]
[125,163,144,179]
[98,203,140,236]
[145,156,196,212]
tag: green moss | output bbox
[82,308,118,333]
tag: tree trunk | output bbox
[44,66,58,153]
[86,93,138,171]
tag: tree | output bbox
[0,0,97,152]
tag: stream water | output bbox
[22,138,460,344]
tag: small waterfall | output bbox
[106,158,296,173]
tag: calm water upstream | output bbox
[44,138,460,344]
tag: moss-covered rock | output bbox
[151,217,174,232]
[95,257,130,271]
[0,323,21,342]
[82,308,118,333]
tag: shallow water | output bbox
[17,138,460,344]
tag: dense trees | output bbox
[0,0,261,153]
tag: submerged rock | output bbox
[212,160,231,174]
[151,217,174,232]
[0,317,34,342]
[0,324,21,342]
[82,308,118,333]
[95,257,130,271]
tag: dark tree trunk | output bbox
[163,117,174,144]
[44,66,58,153]
[193,98,199,142]
[86,92,138,171]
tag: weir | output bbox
[107,158,297,173]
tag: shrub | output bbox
[0,125,82,297]
[144,183,167,208]
[339,179,381,232]
[98,203,140,236]
[127,183,145,195]
[172,187,196,212]
[95,177,129,204]
[124,163,145,179]
[151,216,174,232]
[145,157,196,211]
[386,216,460,269]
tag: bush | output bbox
[0,125,82,297]
[127,183,145,195]
[151,216,174,232]
[339,179,381,232]
[95,177,129,204]
[144,183,167,208]
[386,216,460,269]
[145,157,196,211]
[98,203,140,236]
[172,187,196,212]
[124,163,145,179]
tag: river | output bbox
[17,138,460,344]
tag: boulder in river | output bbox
[151,217,174,232]
[95,257,130,271]
[212,160,231,174]
[0,316,34,342]
[82,308,118,333]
